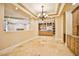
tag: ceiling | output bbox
[22,3,59,16]
[13,3,65,19]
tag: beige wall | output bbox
[55,3,75,43]
[55,15,64,42]
[0,4,38,50]
[0,31,38,50]
[29,19,38,37]
[0,4,4,32]
[66,11,72,35]
[30,20,38,32]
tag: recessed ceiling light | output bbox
[16,7,18,10]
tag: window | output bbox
[4,17,30,32]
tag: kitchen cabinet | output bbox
[72,6,79,35]
[67,35,79,56]
[67,6,79,56]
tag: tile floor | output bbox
[1,36,74,56]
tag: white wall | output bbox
[4,18,30,32]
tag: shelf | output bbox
[38,22,55,36]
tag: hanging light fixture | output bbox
[38,5,48,20]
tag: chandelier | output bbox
[38,5,48,20]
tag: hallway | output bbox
[2,36,74,56]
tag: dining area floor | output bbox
[2,36,74,56]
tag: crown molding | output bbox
[12,3,66,19]
[48,3,61,16]
[12,3,37,20]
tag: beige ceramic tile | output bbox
[1,36,74,56]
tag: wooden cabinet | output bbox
[75,39,79,55]
[67,35,79,56]
[67,6,79,56]
[71,36,75,53]
[67,35,71,48]
[38,22,55,36]
[72,6,79,35]
[39,31,54,36]
[77,8,79,35]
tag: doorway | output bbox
[63,12,66,43]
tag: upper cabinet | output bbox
[72,6,79,36]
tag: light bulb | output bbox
[44,14,48,18]
[38,14,41,17]
[43,13,46,15]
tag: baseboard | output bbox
[0,36,39,55]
